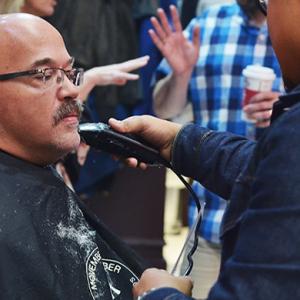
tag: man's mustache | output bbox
[53,100,84,126]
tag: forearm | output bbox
[153,71,192,119]
[171,124,256,199]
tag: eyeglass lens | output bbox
[42,68,83,87]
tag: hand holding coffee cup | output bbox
[242,65,278,126]
[243,90,281,127]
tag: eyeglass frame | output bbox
[258,0,267,16]
[0,58,84,87]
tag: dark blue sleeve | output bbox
[171,124,256,199]
[140,287,194,300]
[206,102,300,299]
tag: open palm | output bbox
[149,5,200,76]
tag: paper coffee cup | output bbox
[242,65,276,106]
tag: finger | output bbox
[256,119,271,128]
[150,16,167,41]
[132,281,142,299]
[192,25,201,51]
[113,79,126,86]
[77,144,90,165]
[170,4,182,32]
[244,101,274,114]
[183,276,194,295]
[109,116,144,134]
[117,56,150,72]
[137,161,148,170]
[246,109,272,123]
[148,29,165,50]
[157,8,172,36]
[249,91,280,103]
[77,154,87,166]
[125,158,138,168]
[113,71,139,82]
[124,158,148,169]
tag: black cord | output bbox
[164,162,203,276]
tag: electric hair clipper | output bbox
[78,122,169,167]
[79,122,201,276]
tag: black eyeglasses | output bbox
[0,67,84,88]
[258,0,267,16]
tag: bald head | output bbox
[0,13,65,73]
[0,12,58,36]
[0,13,80,165]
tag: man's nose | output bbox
[57,75,80,102]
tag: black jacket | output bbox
[0,151,145,299]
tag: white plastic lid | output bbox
[242,65,276,81]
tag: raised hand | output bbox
[149,5,200,76]
[79,56,149,101]
[84,56,149,86]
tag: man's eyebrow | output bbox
[30,58,54,69]
[29,57,74,69]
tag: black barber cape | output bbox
[0,150,145,299]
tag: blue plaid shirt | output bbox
[156,3,283,243]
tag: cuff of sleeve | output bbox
[171,123,212,174]
[138,287,188,299]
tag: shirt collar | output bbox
[238,5,267,33]
[271,85,300,122]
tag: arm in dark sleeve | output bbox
[208,104,300,299]
[171,124,256,199]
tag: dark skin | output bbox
[267,0,300,91]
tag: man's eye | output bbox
[33,73,45,81]
[43,74,53,81]
[32,70,54,81]
[43,70,55,81]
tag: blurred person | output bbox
[197,0,234,15]
[133,0,177,115]
[179,0,198,28]
[179,0,234,25]
[0,13,145,299]
[149,2,282,298]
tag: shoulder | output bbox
[270,101,300,135]
[200,3,240,20]
[189,3,241,34]
[258,101,300,157]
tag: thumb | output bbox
[108,116,149,135]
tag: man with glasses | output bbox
[0,13,145,299]
[107,0,300,298]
